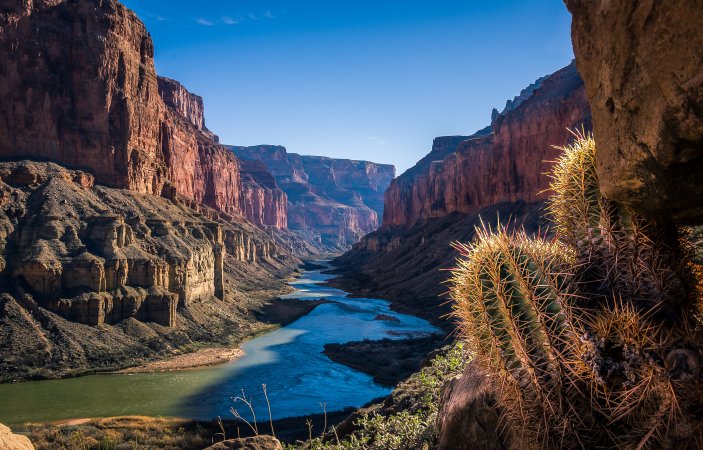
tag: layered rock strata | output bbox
[0,0,288,229]
[238,159,288,229]
[566,0,703,223]
[383,62,591,228]
[231,145,395,247]
[0,161,231,327]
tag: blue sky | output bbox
[122,1,574,174]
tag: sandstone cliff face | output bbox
[158,77,206,131]
[383,62,591,228]
[231,145,395,247]
[238,159,288,229]
[565,0,703,224]
[0,0,167,195]
[0,0,289,230]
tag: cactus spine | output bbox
[451,227,591,448]
[546,131,684,313]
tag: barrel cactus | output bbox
[450,227,592,448]
[546,131,685,314]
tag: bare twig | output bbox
[230,389,259,435]
[263,384,275,438]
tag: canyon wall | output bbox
[565,0,703,224]
[334,62,592,324]
[158,77,207,132]
[0,0,166,195]
[230,145,395,248]
[383,62,591,228]
[0,0,288,229]
[238,159,288,229]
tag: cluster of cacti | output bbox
[450,132,703,449]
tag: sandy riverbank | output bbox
[117,347,245,374]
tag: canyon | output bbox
[0,0,399,387]
[333,61,592,324]
[0,0,389,385]
[231,145,395,249]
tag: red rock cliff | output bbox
[230,145,395,247]
[158,77,206,131]
[383,62,592,228]
[0,0,166,195]
[238,159,288,229]
[0,0,289,228]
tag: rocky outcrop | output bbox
[565,0,703,224]
[0,424,33,450]
[230,145,394,247]
[0,161,230,327]
[158,77,206,131]
[436,364,515,450]
[383,61,591,228]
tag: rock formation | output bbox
[383,61,591,228]
[0,0,288,230]
[0,161,229,327]
[435,364,515,450]
[0,0,167,195]
[565,0,703,224]
[0,424,33,450]
[205,436,283,450]
[231,145,395,247]
[334,62,591,324]
[238,159,288,229]
[158,76,208,132]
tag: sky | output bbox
[122,1,574,175]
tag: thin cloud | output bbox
[366,136,387,146]
[248,13,258,20]
[265,10,274,19]
[221,16,240,25]
[195,17,214,26]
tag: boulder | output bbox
[205,435,283,450]
[436,364,516,450]
[566,0,703,223]
[0,424,34,450]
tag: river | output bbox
[0,265,440,425]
